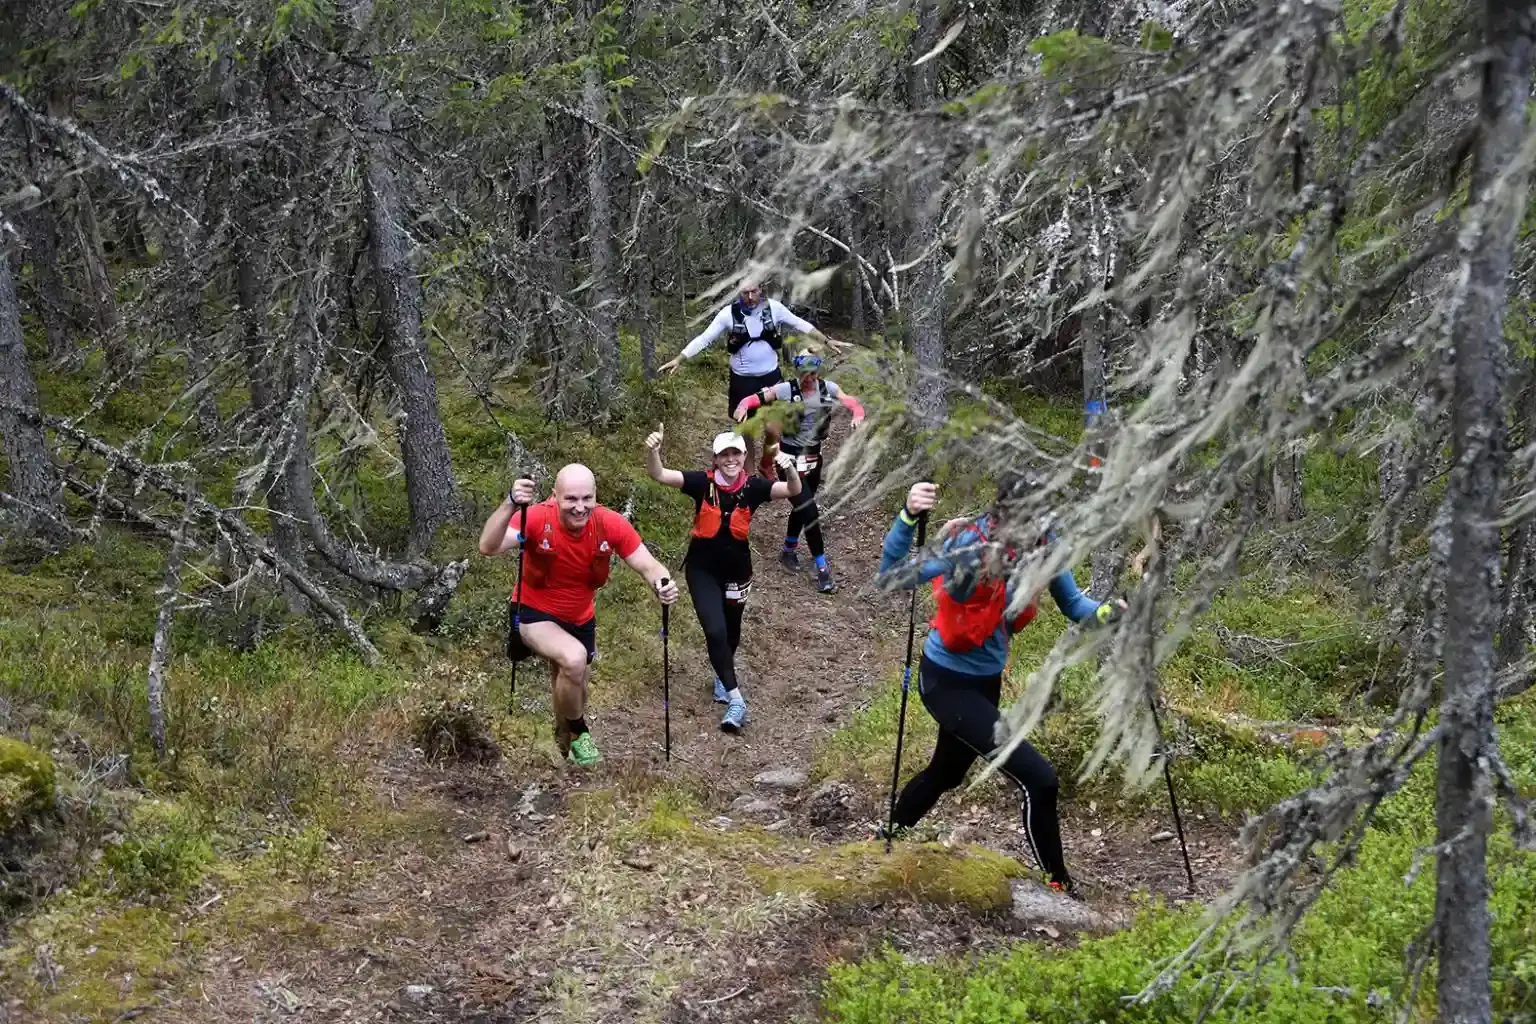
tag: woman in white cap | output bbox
[645,424,801,731]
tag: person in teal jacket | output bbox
[876,473,1120,898]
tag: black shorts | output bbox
[728,368,783,418]
[518,606,597,664]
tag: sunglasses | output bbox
[793,353,823,370]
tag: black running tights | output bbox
[892,655,1071,886]
[784,460,825,558]
[685,562,746,692]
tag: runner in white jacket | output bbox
[660,281,850,475]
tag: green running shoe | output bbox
[567,731,602,767]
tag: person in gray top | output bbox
[733,343,866,593]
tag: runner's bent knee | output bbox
[520,622,588,678]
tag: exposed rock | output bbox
[753,768,808,790]
[1150,830,1176,842]
[1010,880,1114,934]
[730,794,782,818]
[803,780,858,826]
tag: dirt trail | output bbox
[599,457,910,795]
[153,425,1241,1024]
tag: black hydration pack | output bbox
[786,377,834,445]
[726,299,782,355]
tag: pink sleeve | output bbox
[740,393,763,412]
[838,394,865,418]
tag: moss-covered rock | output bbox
[751,841,1032,914]
[0,737,56,834]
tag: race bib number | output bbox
[795,453,819,474]
[724,580,752,603]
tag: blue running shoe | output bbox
[720,696,748,733]
[713,677,729,704]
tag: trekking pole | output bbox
[1148,690,1196,891]
[508,500,529,713]
[660,584,672,762]
[885,511,928,854]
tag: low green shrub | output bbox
[95,799,215,899]
[823,827,1536,1022]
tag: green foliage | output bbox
[1162,582,1389,722]
[268,0,325,48]
[813,664,938,789]
[1138,21,1175,52]
[1325,0,1472,149]
[823,828,1536,1022]
[0,738,56,834]
[260,824,332,884]
[1028,30,1115,81]
[96,799,215,899]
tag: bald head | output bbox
[553,464,597,533]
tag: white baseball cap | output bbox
[712,431,746,454]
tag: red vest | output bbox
[690,479,753,542]
[929,521,1038,652]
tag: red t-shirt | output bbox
[511,500,642,623]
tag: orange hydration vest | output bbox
[928,521,1038,652]
[691,480,753,542]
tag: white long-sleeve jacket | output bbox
[680,298,817,376]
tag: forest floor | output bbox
[94,420,1243,1024]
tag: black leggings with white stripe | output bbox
[892,654,1071,886]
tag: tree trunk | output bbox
[1377,437,1402,505]
[636,204,658,379]
[848,198,866,336]
[234,209,308,612]
[361,99,461,557]
[14,185,74,362]
[1499,365,1536,665]
[1083,309,1119,594]
[67,176,129,376]
[146,513,191,760]
[582,14,620,402]
[904,0,948,429]
[538,123,575,411]
[0,249,64,535]
[1435,4,1534,1021]
[1270,447,1302,522]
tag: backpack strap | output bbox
[759,302,779,346]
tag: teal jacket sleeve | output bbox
[877,512,984,597]
[1048,569,1102,622]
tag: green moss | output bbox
[753,841,1030,914]
[617,788,708,843]
[0,737,56,834]
[0,896,190,1021]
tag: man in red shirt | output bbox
[478,464,679,766]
